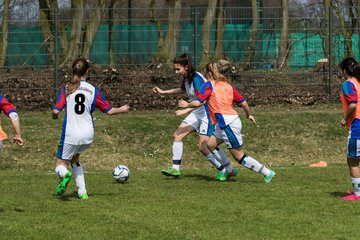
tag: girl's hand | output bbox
[178,99,189,108]
[248,115,257,124]
[341,118,347,127]
[13,135,24,146]
[175,109,188,117]
[152,86,163,94]
[120,104,130,113]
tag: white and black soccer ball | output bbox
[112,165,130,183]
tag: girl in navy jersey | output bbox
[0,96,23,153]
[153,53,236,180]
[339,57,360,201]
[53,58,130,199]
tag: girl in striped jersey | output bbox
[53,58,130,199]
[153,53,236,180]
[178,62,276,182]
[339,57,360,201]
[0,96,23,153]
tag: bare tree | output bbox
[278,0,289,70]
[241,0,259,70]
[108,0,116,66]
[333,0,356,58]
[199,0,218,69]
[0,0,10,66]
[149,0,182,66]
[214,0,224,61]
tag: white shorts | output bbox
[182,111,214,136]
[57,143,92,160]
[213,117,243,149]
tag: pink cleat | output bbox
[342,193,360,201]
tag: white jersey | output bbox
[54,81,112,145]
[181,71,207,115]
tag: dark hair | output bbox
[352,64,360,80]
[67,58,90,96]
[173,53,195,84]
[339,57,357,76]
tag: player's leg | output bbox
[55,158,72,196]
[343,138,360,200]
[198,134,226,173]
[208,124,237,177]
[71,144,91,199]
[222,119,275,183]
[161,122,194,177]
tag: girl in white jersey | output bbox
[53,58,130,199]
[153,53,236,180]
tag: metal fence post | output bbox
[328,6,333,96]
[192,6,199,67]
[53,6,59,101]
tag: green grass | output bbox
[0,103,357,239]
[0,166,358,239]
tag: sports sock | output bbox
[72,162,87,195]
[55,165,68,178]
[172,142,183,171]
[351,177,360,196]
[238,154,270,176]
[206,153,224,171]
[213,148,233,173]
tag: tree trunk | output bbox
[38,0,56,64]
[333,1,355,58]
[60,0,85,66]
[278,0,289,70]
[159,0,182,66]
[0,0,10,66]
[149,0,165,62]
[199,0,218,70]
[241,0,259,70]
[108,0,116,66]
[214,0,224,61]
[324,0,330,59]
[83,0,107,60]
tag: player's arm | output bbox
[152,86,185,95]
[341,82,357,126]
[233,88,256,124]
[0,97,23,146]
[52,87,66,119]
[9,112,23,146]
[106,104,130,116]
[175,107,196,117]
[178,82,211,108]
[342,103,357,126]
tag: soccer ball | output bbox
[112,165,130,183]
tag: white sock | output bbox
[213,148,233,173]
[206,153,224,171]
[72,162,86,195]
[351,177,360,196]
[172,142,183,171]
[239,155,270,176]
[55,165,68,178]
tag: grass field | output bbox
[0,103,358,239]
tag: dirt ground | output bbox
[0,66,342,111]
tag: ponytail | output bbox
[205,62,228,82]
[66,58,89,96]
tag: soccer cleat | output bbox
[161,167,181,177]
[228,168,238,178]
[215,171,228,182]
[78,193,89,200]
[342,193,360,201]
[264,170,276,183]
[56,171,72,195]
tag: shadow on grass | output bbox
[329,191,348,198]
[183,173,237,182]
